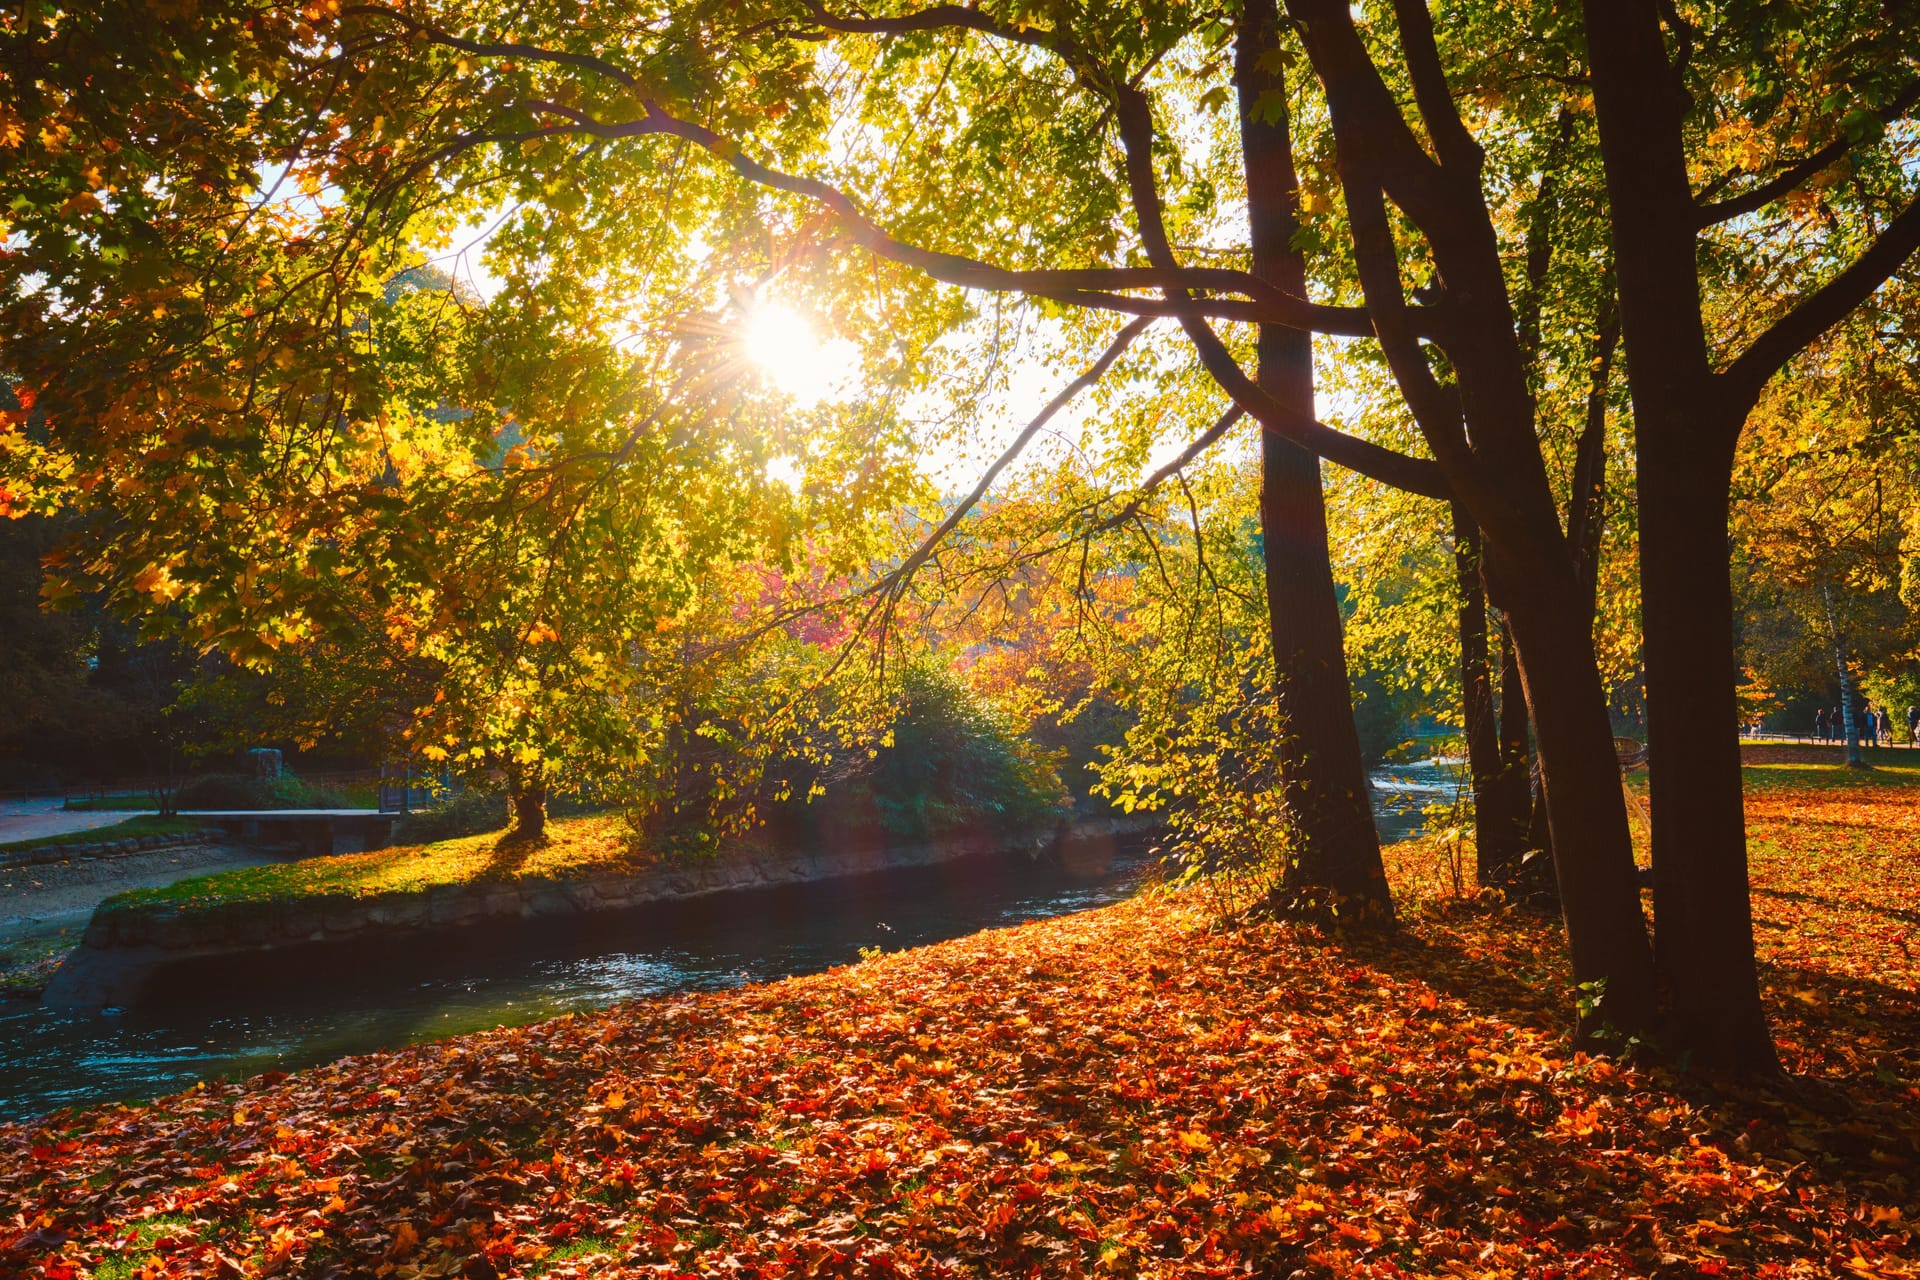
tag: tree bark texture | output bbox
[1585,0,1778,1071]
[1284,0,1658,1037]
[1238,0,1392,917]
[1824,583,1864,768]
[1498,564,1659,1039]
[1454,509,1520,885]
[510,782,549,842]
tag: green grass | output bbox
[1736,740,1920,789]
[528,1237,616,1275]
[0,929,77,998]
[88,1215,200,1279]
[100,815,649,919]
[127,1214,196,1248]
[62,795,162,812]
[0,814,209,856]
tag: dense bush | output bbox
[759,666,1068,851]
[869,667,1068,840]
[392,789,510,844]
[173,772,351,810]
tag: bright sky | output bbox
[419,204,1276,504]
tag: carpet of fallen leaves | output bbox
[4,782,1918,1279]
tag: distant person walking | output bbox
[1815,708,1828,743]
[1907,704,1917,746]
[1863,706,1880,749]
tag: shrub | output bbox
[867,667,1068,840]
[392,789,510,843]
[173,772,351,810]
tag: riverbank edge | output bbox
[0,826,223,868]
[43,817,1149,1009]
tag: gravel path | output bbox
[0,842,287,944]
[0,799,150,845]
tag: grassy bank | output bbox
[1739,740,1920,788]
[99,816,646,918]
[60,797,162,813]
[4,781,1916,1277]
[0,816,210,858]
[0,930,75,999]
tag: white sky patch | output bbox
[765,455,806,489]
[744,301,860,407]
[422,203,514,302]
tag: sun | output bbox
[742,302,856,407]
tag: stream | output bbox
[0,763,1459,1123]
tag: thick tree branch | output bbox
[1390,0,1485,172]
[800,2,1071,64]
[1696,79,1920,227]
[352,8,1465,342]
[434,92,1403,334]
[1285,0,1454,232]
[1720,190,1920,417]
[342,7,648,92]
[1109,85,1451,498]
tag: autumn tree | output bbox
[0,0,927,841]
[4,0,1668,1037]
[1583,0,1920,1068]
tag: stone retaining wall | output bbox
[45,819,1143,1010]
[0,828,222,871]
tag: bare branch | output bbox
[1696,79,1920,227]
[1088,405,1247,534]
[880,315,1153,602]
[1720,190,1920,419]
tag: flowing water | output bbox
[0,765,1456,1123]
[0,841,1153,1123]
[1370,755,1463,842]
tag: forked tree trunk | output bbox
[1283,0,1655,1039]
[1585,0,1779,1072]
[1238,0,1391,918]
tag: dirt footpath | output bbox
[0,798,150,845]
[0,842,286,943]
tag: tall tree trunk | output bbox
[508,761,548,842]
[1823,582,1864,768]
[511,785,548,841]
[1238,0,1391,918]
[1496,561,1659,1042]
[1636,433,1775,1069]
[1455,508,1521,885]
[1585,0,1778,1071]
